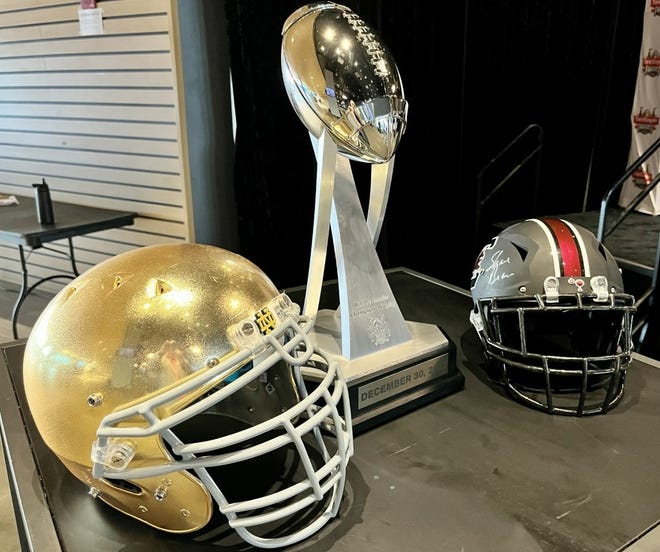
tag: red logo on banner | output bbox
[643,49,660,76]
[651,0,660,16]
[632,168,654,189]
[633,107,659,134]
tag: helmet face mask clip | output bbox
[470,218,636,416]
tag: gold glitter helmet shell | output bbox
[23,243,353,549]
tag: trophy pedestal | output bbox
[310,308,464,433]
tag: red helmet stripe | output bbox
[542,218,584,277]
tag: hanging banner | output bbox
[619,1,660,215]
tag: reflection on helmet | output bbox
[23,243,353,549]
[469,218,636,416]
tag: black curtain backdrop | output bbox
[223,0,644,291]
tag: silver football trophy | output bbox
[281,2,463,429]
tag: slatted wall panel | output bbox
[0,0,192,294]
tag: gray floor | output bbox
[0,282,54,552]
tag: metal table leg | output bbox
[11,238,79,339]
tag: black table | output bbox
[1,268,660,551]
[0,194,136,338]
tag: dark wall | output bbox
[223,0,644,291]
[178,0,239,250]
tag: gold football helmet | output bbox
[23,243,353,548]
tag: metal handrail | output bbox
[474,123,543,252]
[597,135,660,353]
[597,133,660,241]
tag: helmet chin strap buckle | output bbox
[543,276,560,303]
[91,438,136,474]
[590,276,609,302]
[469,309,484,332]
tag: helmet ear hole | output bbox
[103,478,143,496]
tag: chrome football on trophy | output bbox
[281,2,407,164]
[281,2,463,429]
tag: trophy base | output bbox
[310,309,465,433]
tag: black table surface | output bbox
[0,194,136,248]
[2,268,660,552]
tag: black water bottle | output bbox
[33,178,55,225]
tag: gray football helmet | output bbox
[469,218,636,415]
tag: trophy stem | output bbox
[366,159,394,245]
[302,130,337,320]
[329,154,411,359]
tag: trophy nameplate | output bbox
[281,2,464,431]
